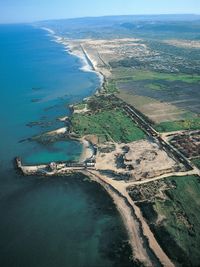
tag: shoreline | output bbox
[79,138,94,163]
[81,170,157,267]
[41,27,104,89]
[27,26,172,266]
[84,170,175,267]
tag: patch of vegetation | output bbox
[146,83,166,91]
[105,79,119,94]
[98,144,116,153]
[155,117,200,132]
[87,95,122,112]
[192,158,200,169]
[74,103,87,110]
[113,69,200,84]
[71,107,145,143]
[147,39,200,63]
[136,175,200,267]
[113,68,200,124]
[110,58,145,68]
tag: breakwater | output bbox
[15,157,96,176]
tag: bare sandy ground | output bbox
[58,116,69,122]
[79,138,94,163]
[73,105,89,114]
[96,140,178,181]
[47,127,68,135]
[65,38,154,78]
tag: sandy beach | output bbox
[42,27,104,85]
[79,138,94,163]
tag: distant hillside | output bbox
[35,14,200,40]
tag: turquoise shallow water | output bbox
[0,24,135,267]
[0,24,99,166]
[24,141,83,165]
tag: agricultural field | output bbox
[110,68,200,130]
[129,175,200,267]
[155,118,200,132]
[106,36,200,132]
[117,79,200,115]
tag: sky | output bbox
[0,0,200,23]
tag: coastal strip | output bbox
[19,27,175,266]
[85,170,175,267]
[82,170,159,267]
[41,27,104,89]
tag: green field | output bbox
[112,68,200,84]
[71,108,145,143]
[73,103,87,110]
[145,83,166,91]
[110,68,200,131]
[155,117,200,132]
[105,79,119,94]
[192,158,200,169]
[136,175,200,266]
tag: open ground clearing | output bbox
[96,139,179,181]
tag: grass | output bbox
[152,175,200,266]
[155,117,200,132]
[135,175,200,266]
[112,68,200,84]
[112,68,200,127]
[71,108,145,143]
[74,103,87,110]
[146,83,166,91]
[192,158,200,169]
[105,79,119,94]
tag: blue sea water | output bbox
[0,24,100,166]
[0,24,134,267]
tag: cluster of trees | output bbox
[110,58,145,68]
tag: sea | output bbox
[0,24,135,267]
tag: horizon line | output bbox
[0,13,200,25]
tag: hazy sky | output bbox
[0,0,200,23]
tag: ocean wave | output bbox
[41,27,104,86]
[41,27,56,35]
